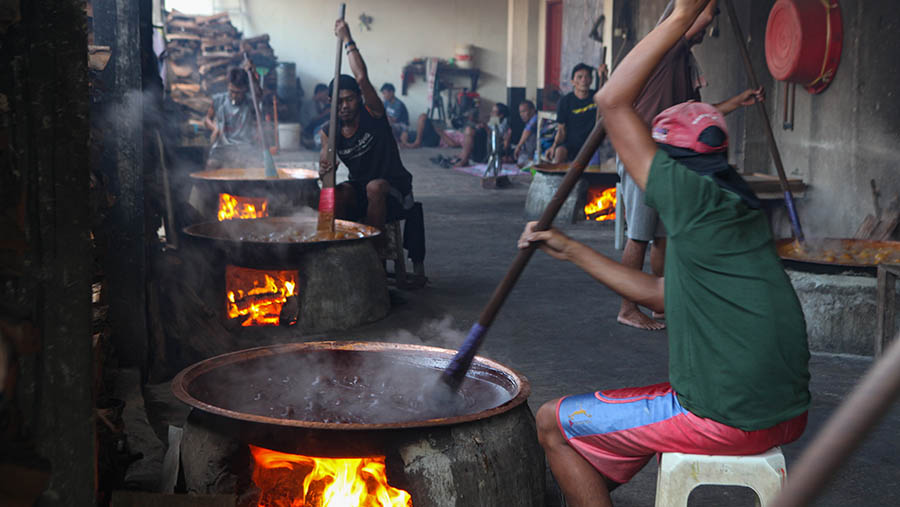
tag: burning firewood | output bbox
[279,295,300,327]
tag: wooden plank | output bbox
[743,175,807,194]
[110,491,236,507]
[855,214,879,239]
[871,210,900,240]
[11,0,96,504]
[875,266,897,357]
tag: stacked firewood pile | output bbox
[164,10,278,143]
[242,33,278,74]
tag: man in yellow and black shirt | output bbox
[547,63,600,163]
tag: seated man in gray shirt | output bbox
[514,100,538,168]
[203,62,262,168]
[381,82,409,140]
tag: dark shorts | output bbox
[341,180,408,223]
[421,119,441,147]
[472,128,489,163]
[563,141,583,161]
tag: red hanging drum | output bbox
[765,0,843,94]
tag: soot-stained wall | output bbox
[559,0,606,95]
[625,0,900,238]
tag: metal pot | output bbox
[189,166,320,219]
[776,237,900,275]
[174,342,545,506]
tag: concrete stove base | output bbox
[524,169,619,225]
[788,270,900,356]
[181,404,546,507]
[524,171,589,224]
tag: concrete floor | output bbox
[141,146,900,506]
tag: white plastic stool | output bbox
[654,447,786,507]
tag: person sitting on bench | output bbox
[450,102,511,168]
[513,100,538,168]
[300,83,331,149]
[546,63,602,163]
[380,82,410,140]
[400,112,464,149]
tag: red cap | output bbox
[651,101,728,154]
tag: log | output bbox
[855,215,879,239]
[871,211,900,240]
[196,12,230,25]
[166,9,198,23]
[169,82,201,94]
[242,34,270,45]
[165,20,201,33]
[166,32,201,42]
[198,59,231,76]
[88,45,111,71]
[167,61,195,78]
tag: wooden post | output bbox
[93,0,148,368]
[723,0,804,242]
[1,0,96,504]
[317,3,346,235]
[875,265,899,357]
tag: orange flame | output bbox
[218,193,269,221]
[225,266,297,327]
[584,187,616,222]
[250,445,413,507]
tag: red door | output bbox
[544,0,563,109]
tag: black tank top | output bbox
[330,107,413,196]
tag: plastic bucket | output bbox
[455,44,474,69]
[278,123,301,151]
[275,62,298,101]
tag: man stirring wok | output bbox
[318,19,415,237]
[518,1,810,505]
[204,59,263,168]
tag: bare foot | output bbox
[652,311,665,320]
[452,158,470,168]
[618,307,666,330]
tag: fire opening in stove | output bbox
[218,193,269,221]
[225,266,298,327]
[584,186,616,222]
[250,445,412,507]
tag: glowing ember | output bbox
[584,187,616,221]
[250,445,412,507]
[225,266,297,327]
[218,193,269,221]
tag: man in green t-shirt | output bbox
[517,1,810,505]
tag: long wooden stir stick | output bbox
[723,0,805,241]
[317,3,346,235]
[442,122,608,389]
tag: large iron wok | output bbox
[189,166,321,217]
[189,166,319,196]
[183,216,380,265]
[777,238,900,275]
[172,341,531,456]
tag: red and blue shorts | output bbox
[556,382,807,484]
